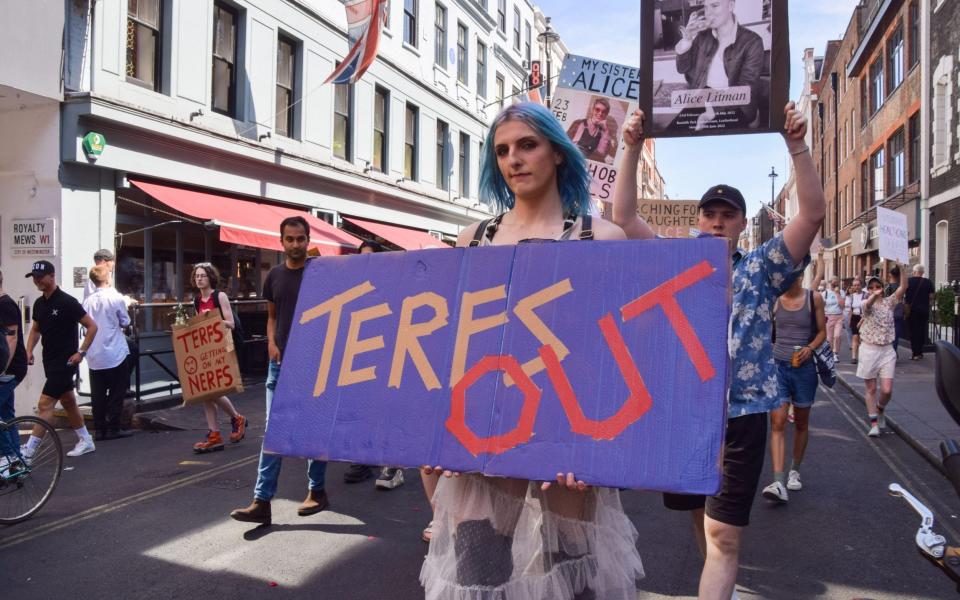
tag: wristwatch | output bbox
[78,350,87,358]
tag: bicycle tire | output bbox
[0,416,64,524]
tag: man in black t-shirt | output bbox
[905,264,936,360]
[231,217,329,525]
[1,269,29,462]
[22,261,99,460]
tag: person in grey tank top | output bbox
[761,274,826,504]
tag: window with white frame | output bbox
[497,0,506,34]
[373,86,389,172]
[275,35,297,137]
[434,4,447,69]
[405,103,418,180]
[457,22,468,85]
[436,119,450,191]
[512,6,521,51]
[935,220,949,288]
[932,55,954,174]
[212,1,239,117]
[126,0,163,91]
[403,0,417,47]
[476,41,487,97]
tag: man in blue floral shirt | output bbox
[613,102,825,600]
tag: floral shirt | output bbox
[859,294,898,346]
[728,233,809,418]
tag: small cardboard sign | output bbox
[639,200,699,238]
[877,206,909,263]
[264,239,732,492]
[551,55,640,202]
[171,310,243,405]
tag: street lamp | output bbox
[537,17,560,105]
[768,166,778,206]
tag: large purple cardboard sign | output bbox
[265,238,731,492]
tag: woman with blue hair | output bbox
[419,102,644,600]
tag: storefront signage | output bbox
[11,218,56,257]
[265,238,732,492]
[82,132,106,161]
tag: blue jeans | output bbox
[254,361,326,501]
[776,359,818,409]
[0,377,20,457]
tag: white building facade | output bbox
[2,0,566,415]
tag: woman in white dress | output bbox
[419,102,645,600]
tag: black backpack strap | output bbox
[578,214,594,240]
[808,290,818,344]
[469,219,492,247]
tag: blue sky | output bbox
[542,0,861,213]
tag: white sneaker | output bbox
[877,412,887,430]
[731,590,740,600]
[786,470,802,491]
[0,455,10,478]
[67,437,95,457]
[375,467,405,490]
[868,425,881,437]
[19,444,35,466]
[762,481,788,503]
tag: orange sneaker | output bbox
[230,415,247,443]
[193,430,224,453]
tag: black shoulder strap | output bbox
[469,219,492,247]
[579,214,593,240]
[808,290,818,344]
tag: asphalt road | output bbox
[1,382,959,599]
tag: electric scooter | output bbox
[889,340,960,591]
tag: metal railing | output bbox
[930,294,959,348]
[127,299,269,409]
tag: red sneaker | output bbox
[193,430,224,453]
[230,415,247,443]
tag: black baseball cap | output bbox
[698,185,747,214]
[25,260,55,278]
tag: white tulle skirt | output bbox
[420,474,644,600]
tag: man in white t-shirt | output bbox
[82,265,133,441]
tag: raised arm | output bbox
[810,251,825,291]
[217,292,235,330]
[781,102,826,265]
[611,110,656,241]
[893,262,908,301]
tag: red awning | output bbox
[130,180,361,255]
[344,216,449,250]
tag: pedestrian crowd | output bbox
[0,96,939,600]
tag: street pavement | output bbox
[2,380,960,599]
[834,339,960,470]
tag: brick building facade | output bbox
[928,0,960,288]
[811,0,923,284]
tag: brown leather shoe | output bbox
[297,489,329,516]
[230,499,272,525]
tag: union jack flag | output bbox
[325,0,389,85]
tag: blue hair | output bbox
[478,102,593,217]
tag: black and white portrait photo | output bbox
[642,0,789,137]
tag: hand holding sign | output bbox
[622,110,646,148]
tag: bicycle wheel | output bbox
[0,416,64,524]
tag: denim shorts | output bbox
[776,359,818,408]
